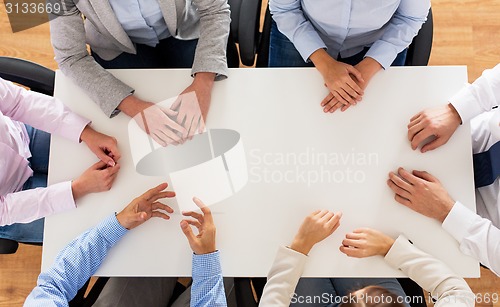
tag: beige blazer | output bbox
[48,0,230,117]
[259,236,475,307]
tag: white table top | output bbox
[43,67,479,277]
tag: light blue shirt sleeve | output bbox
[24,215,128,307]
[365,0,430,69]
[191,251,227,307]
[269,0,327,62]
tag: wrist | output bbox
[71,179,86,200]
[310,49,335,74]
[118,95,150,117]
[447,103,463,125]
[380,236,395,256]
[194,247,217,255]
[290,236,314,255]
[79,125,92,143]
[437,199,455,223]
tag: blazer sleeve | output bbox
[191,0,230,80]
[48,0,134,117]
[259,246,308,306]
[385,235,475,307]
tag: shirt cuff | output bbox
[192,251,222,278]
[95,214,128,246]
[449,86,485,123]
[52,181,77,213]
[58,109,91,143]
[442,201,478,243]
[384,234,413,268]
[364,41,399,70]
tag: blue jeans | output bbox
[92,37,198,69]
[291,277,410,307]
[269,20,407,67]
[0,125,50,243]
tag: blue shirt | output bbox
[269,0,430,69]
[108,0,171,47]
[24,215,226,307]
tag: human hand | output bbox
[71,161,120,200]
[80,125,120,167]
[290,210,342,255]
[180,198,217,255]
[387,168,455,222]
[340,228,395,257]
[116,183,175,230]
[408,104,462,152]
[310,50,364,112]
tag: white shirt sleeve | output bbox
[442,201,500,276]
[449,64,500,123]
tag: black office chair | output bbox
[0,56,55,254]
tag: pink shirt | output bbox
[0,78,90,226]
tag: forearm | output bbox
[191,0,230,80]
[0,181,75,226]
[442,201,500,276]
[25,215,127,305]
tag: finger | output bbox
[193,197,213,223]
[407,120,425,145]
[91,160,108,170]
[352,228,370,234]
[310,209,322,216]
[411,128,436,151]
[170,97,181,111]
[421,137,447,153]
[319,211,334,223]
[151,133,167,147]
[134,211,148,224]
[345,65,365,85]
[412,170,437,183]
[151,210,170,220]
[325,211,342,226]
[105,163,121,176]
[388,172,412,192]
[345,232,363,240]
[180,220,196,242]
[152,201,174,213]
[335,88,356,105]
[339,245,363,258]
[321,93,334,107]
[324,98,341,113]
[188,115,200,139]
[148,190,176,202]
[343,79,362,100]
[106,140,121,162]
[157,126,182,143]
[342,238,362,248]
[95,150,116,167]
[397,168,419,185]
[183,219,202,232]
[162,115,188,136]
[142,183,169,200]
[394,194,412,208]
[182,210,204,224]
[387,179,412,200]
[340,104,351,112]
[409,112,422,123]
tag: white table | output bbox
[43,67,479,277]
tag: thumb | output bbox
[180,220,196,242]
[161,107,179,118]
[421,137,446,153]
[96,150,116,167]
